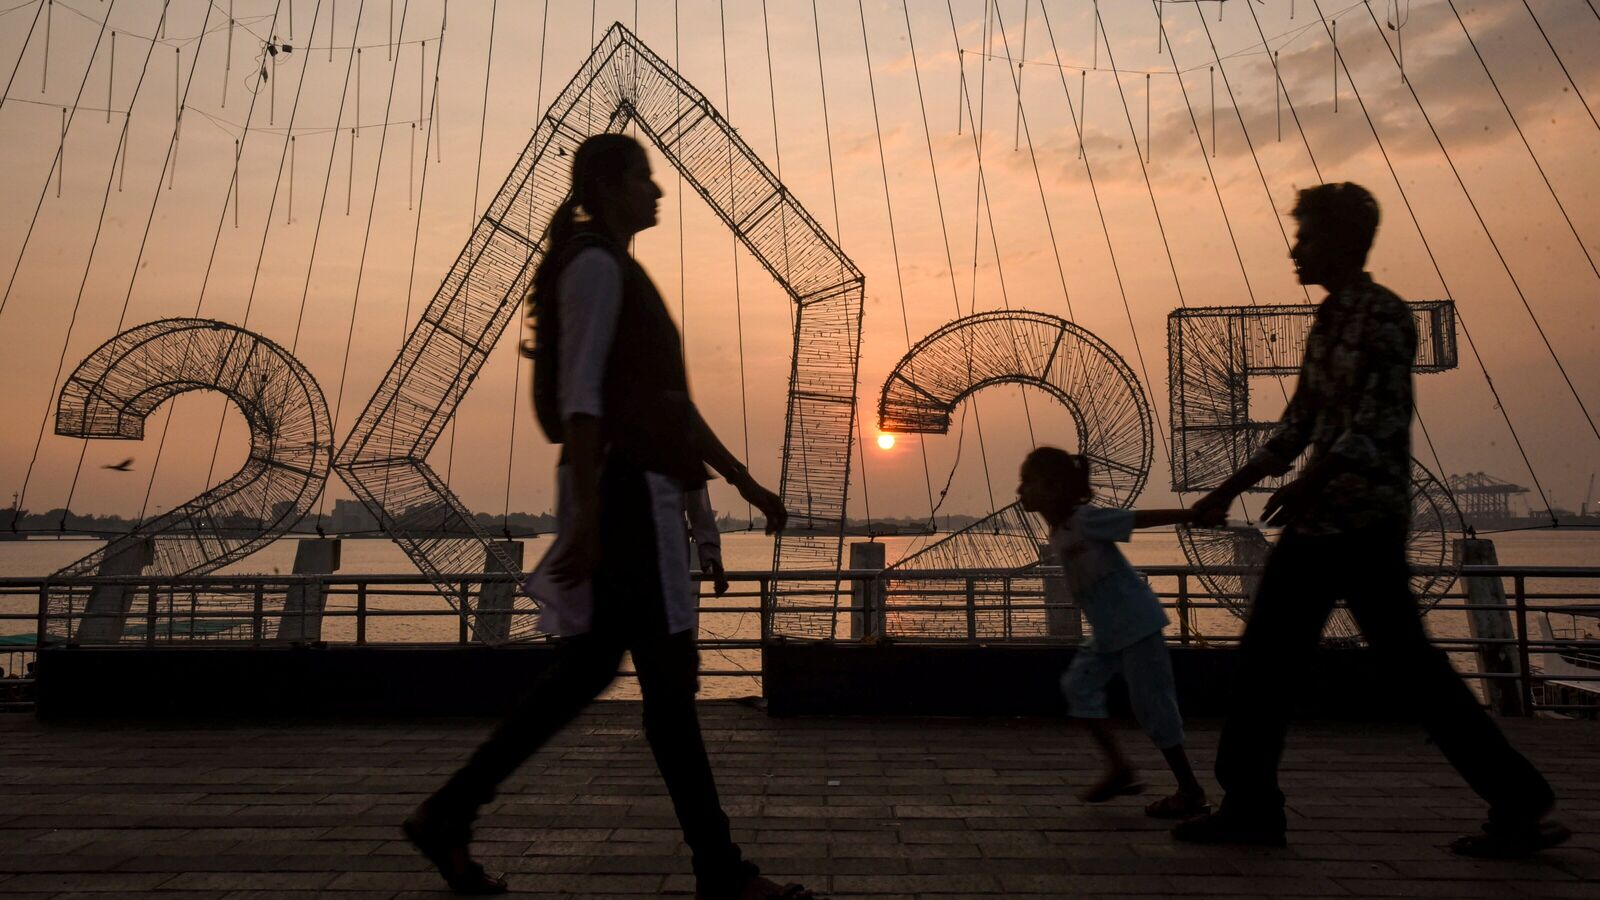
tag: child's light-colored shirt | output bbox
[1046,506,1168,652]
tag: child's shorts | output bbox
[1060,630,1185,749]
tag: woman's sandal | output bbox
[1144,791,1212,820]
[1450,819,1571,859]
[1077,769,1146,803]
[402,811,509,895]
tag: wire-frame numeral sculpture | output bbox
[48,319,333,642]
[1168,300,1465,638]
[1168,300,1458,490]
[877,310,1154,639]
[333,22,864,642]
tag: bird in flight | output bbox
[103,458,135,472]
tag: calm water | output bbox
[3,528,1596,699]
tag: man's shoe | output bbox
[1451,819,1571,859]
[403,810,508,895]
[1171,809,1287,847]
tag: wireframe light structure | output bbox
[333,23,863,642]
[1168,300,1464,642]
[880,310,1154,506]
[1167,300,1458,492]
[48,319,333,641]
[876,310,1154,638]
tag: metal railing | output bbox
[2,565,1597,715]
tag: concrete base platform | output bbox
[0,703,1596,897]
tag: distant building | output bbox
[330,499,378,535]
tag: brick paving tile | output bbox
[0,703,1595,897]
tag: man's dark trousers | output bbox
[1215,525,1554,825]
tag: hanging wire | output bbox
[990,2,1126,492]
[957,48,966,135]
[1443,0,1600,285]
[322,0,414,527]
[106,30,114,123]
[169,45,178,189]
[41,0,50,93]
[287,0,366,361]
[0,0,47,115]
[445,0,495,490]
[1519,0,1599,135]
[758,0,798,339]
[190,0,330,504]
[958,0,1040,452]
[135,1,286,524]
[382,0,447,518]
[1013,0,1027,151]
[713,0,757,525]
[224,1,233,108]
[1037,2,1179,479]
[25,1,173,530]
[1091,0,1098,69]
[899,0,1001,531]
[503,0,548,529]
[1297,0,1556,520]
[809,0,872,532]
[1077,69,1085,158]
[1274,49,1280,140]
[855,0,936,521]
[949,0,1013,510]
[1244,0,1322,179]
[1331,18,1338,113]
[1347,0,1600,445]
[0,0,119,322]
[677,1,687,342]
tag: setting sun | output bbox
[876,434,895,451]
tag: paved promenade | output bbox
[0,701,1595,898]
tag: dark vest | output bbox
[565,234,706,486]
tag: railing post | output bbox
[848,541,885,640]
[759,577,771,641]
[355,582,367,645]
[1455,539,1524,715]
[458,581,470,644]
[1002,576,1012,640]
[1514,574,1534,717]
[35,582,49,648]
[1178,573,1191,646]
[252,584,265,645]
[966,577,977,640]
[146,584,158,646]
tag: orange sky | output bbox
[1,0,1597,525]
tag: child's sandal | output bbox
[1144,791,1211,819]
[1077,770,1145,803]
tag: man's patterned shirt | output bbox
[1248,273,1415,535]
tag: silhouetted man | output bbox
[1173,183,1568,858]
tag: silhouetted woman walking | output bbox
[404,134,809,899]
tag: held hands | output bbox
[1190,491,1233,528]
[1191,501,1229,528]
